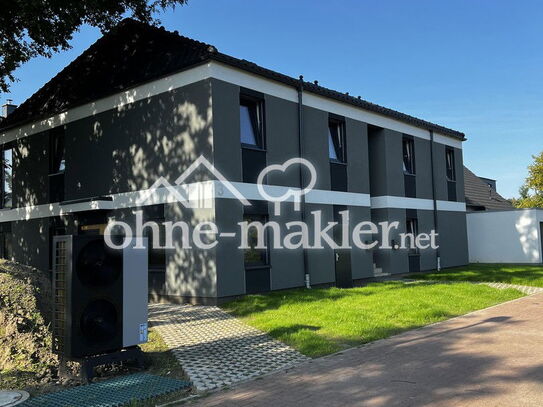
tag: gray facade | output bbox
[0,65,469,304]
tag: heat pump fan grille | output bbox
[52,239,67,353]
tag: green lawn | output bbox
[416,264,543,287]
[223,281,523,358]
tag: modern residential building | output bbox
[0,19,469,303]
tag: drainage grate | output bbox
[19,373,191,407]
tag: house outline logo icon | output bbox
[135,155,251,209]
[256,158,317,216]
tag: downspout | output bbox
[429,130,441,271]
[297,75,311,288]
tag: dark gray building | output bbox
[0,20,469,303]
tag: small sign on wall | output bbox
[139,323,148,343]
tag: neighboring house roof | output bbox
[463,166,513,211]
[0,19,465,140]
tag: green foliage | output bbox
[223,281,523,357]
[0,0,188,93]
[0,260,58,391]
[514,151,543,208]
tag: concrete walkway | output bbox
[189,292,543,407]
[149,304,309,391]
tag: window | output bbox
[243,214,269,267]
[328,120,346,163]
[406,217,418,253]
[49,128,65,202]
[240,97,264,148]
[402,137,415,175]
[2,147,13,209]
[446,148,456,181]
[0,232,12,260]
[50,129,65,174]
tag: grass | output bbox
[141,328,185,379]
[415,263,543,287]
[128,328,192,406]
[223,281,524,358]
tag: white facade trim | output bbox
[371,195,466,212]
[371,196,434,210]
[436,200,466,212]
[434,132,463,149]
[209,63,298,103]
[1,62,463,148]
[223,182,371,207]
[0,181,466,223]
[0,200,114,223]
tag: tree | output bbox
[514,151,543,208]
[0,0,188,93]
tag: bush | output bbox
[0,260,59,389]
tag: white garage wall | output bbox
[467,209,543,264]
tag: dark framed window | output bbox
[240,96,264,149]
[1,147,13,209]
[49,128,65,203]
[243,214,269,267]
[50,128,65,174]
[0,232,12,260]
[402,137,415,175]
[328,120,346,163]
[406,217,419,253]
[0,222,12,260]
[446,148,456,181]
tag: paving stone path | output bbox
[148,304,309,392]
[390,277,543,296]
[479,282,543,295]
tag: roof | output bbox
[0,19,466,140]
[463,166,513,211]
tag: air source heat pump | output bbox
[52,235,148,359]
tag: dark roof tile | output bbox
[464,166,513,211]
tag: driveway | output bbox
[189,292,543,406]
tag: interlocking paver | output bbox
[480,282,543,295]
[148,304,309,391]
[396,278,543,296]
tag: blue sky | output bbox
[3,0,542,198]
